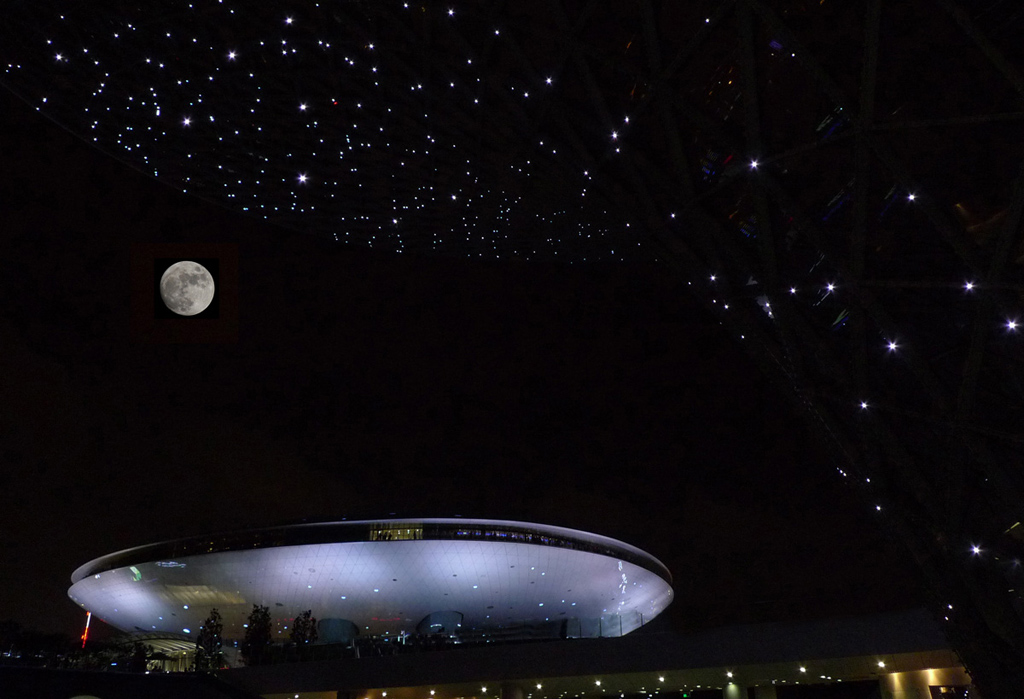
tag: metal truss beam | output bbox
[745,0,991,282]
[851,0,882,419]
[954,156,1024,428]
[935,0,1024,97]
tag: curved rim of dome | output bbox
[71,518,672,586]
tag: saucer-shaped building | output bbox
[68,519,673,643]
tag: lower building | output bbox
[63,520,976,697]
[222,609,975,699]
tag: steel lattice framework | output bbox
[580,2,1024,693]
[3,0,1023,693]
[563,1,1024,692]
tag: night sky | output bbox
[0,87,921,641]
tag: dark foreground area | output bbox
[0,610,974,698]
[0,666,261,699]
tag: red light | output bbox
[80,611,92,648]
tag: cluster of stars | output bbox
[3,0,651,261]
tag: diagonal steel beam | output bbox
[744,0,991,283]
[851,0,883,421]
[563,0,739,168]
[759,174,952,414]
[935,0,1024,97]
[735,1,817,391]
[639,4,951,430]
[928,0,1024,538]
[954,156,1024,428]
[853,0,882,282]
[547,7,819,409]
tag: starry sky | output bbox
[1,0,662,262]
[0,86,922,641]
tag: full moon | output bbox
[159,261,215,316]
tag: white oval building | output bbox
[68,519,674,643]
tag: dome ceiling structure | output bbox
[5,0,1024,692]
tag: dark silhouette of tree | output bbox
[240,604,271,666]
[110,641,151,673]
[194,608,224,671]
[289,609,318,659]
[128,641,151,673]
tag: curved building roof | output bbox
[68,519,674,641]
